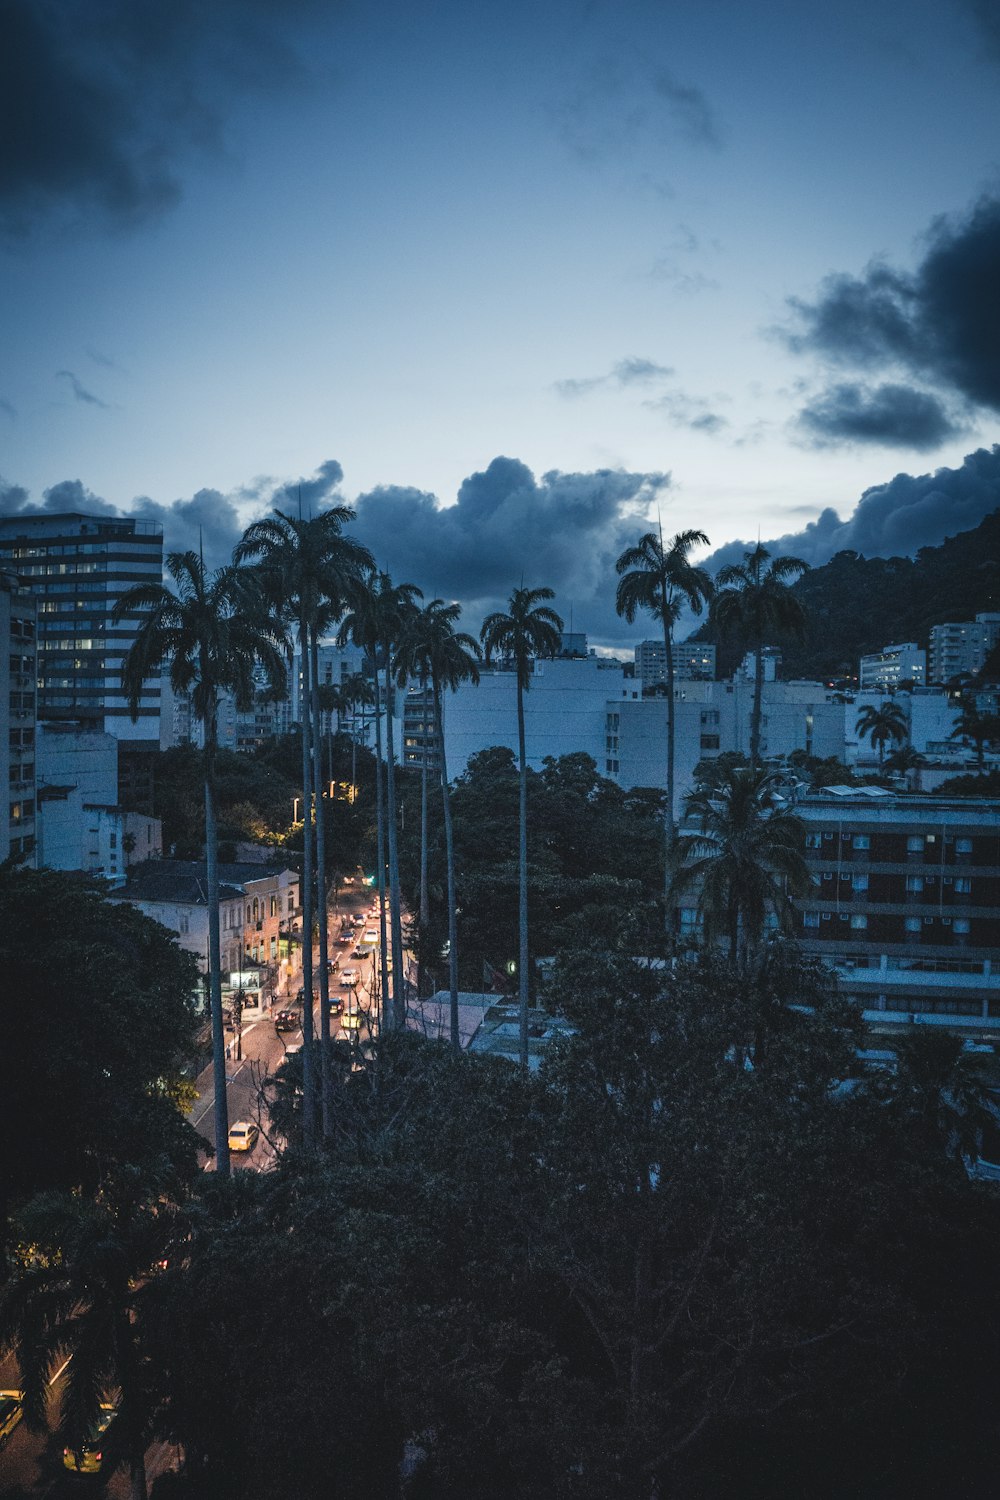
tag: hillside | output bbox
[690,507,1000,681]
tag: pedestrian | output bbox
[225,1040,232,1061]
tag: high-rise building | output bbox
[0,513,163,742]
[858,642,926,691]
[0,566,38,864]
[635,639,716,688]
[928,614,1000,684]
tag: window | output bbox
[606,758,620,774]
[179,913,190,935]
[954,877,972,895]
[954,918,971,934]
[905,875,924,892]
[806,833,822,849]
[852,834,870,850]
[907,836,925,852]
[852,874,869,891]
[956,837,973,854]
[905,917,922,933]
[700,734,720,750]
[850,913,867,930]
[803,910,820,928]
[270,895,277,917]
[700,710,719,726]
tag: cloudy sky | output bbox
[2,0,1000,647]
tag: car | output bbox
[227,1121,260,1152]
[0,1390,23,1451]
[274,1009,300,1032]
[338,930,354,945]
[341,1008,363,1031]
[340,968,359,987]
[352,946,369,959]
[364,929,379,945]
[62,1403,118,1474]
[326,955,340,973]
[328,995,344,1015]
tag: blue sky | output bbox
[2,0,1000,646]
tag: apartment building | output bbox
[1,567,38,864]
[793,789,1000,1026]
[858,642,926,691]
[635,639,716,688]
[928,614,1000,684]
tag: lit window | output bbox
[850,914,867,930]
[954,919,971,934]
[905,875,924,892]
[907,836,924,852]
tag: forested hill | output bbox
[690,507,1000,682]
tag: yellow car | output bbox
[0,1390,23,1450]
[227,1121,259,1152]
[62,1402,117,1473]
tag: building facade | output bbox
[1,567,38,864]
[635,639,716,688]
[928,613,1000,684]
[858,642,926,691]
[793,790,1000,1026]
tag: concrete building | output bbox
[737,646,782,683]
[858,642,926,691]
[928,613,1000,684]
[1,567,38,864]
[33,722,161,881]
[111,859,301,1009]
[793,789,1000,1027]
[635,639,716,689]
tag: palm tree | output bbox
[0,1179,183,1500]
[949,695,1000,772]
[855,699,908,764]
[113,552,285,1177]
[396,599,481,1050]
[614,530,713,927]
[675,762,811,967]
[236,509,373,1142]
[340,571,422,1031]
[479,586,564,1070]
[711,544,808,770]
[339,671,375,793]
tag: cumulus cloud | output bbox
[350,455,670,639]
[701,445,1000,576]
[784,195,1000,434]
[56,370,110,409]
[554,357,674,398]
[796,382,964,450]
[0,0,323,238]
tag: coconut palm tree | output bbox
[675,762,810,967]
[855,699,908,764]
[949,695,1000,772]
[397,599,481,1050]
[113,551,285,1177]
[479,586,564,1070]
[0,1180,183,1500]
[711,545,808,770]
[615,530,713,926]
[236,508,373,1142]
[339,571,422,1031]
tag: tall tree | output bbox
[114,552,285,1177]
[614,530,713,930]
[397,600,481,1050]
[480,586,564,1070]
[855,699,908,764]
[675,762,811,966]
[711,544,808,770]
[949,695,1000,772]
[236,508,373,1141]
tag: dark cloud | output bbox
[701,445,1000,576]
[785,195,1000,429]
[350,455,670,639]
[796,382,963,450]
[0,0,321,238]
[651,71,722,149]
[0,477,29,514]
[555,357,673,398]
[56,370,109,409]
[264,458,346,515]
[644,390,728,435]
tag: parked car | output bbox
[62,1403,118,1474]
[227,1121,260,1153]
[0,1391,23,1450]
[274,1009,300,1032]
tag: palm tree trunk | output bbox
[434,683,461,1052]
[419,675,429,996]
[662,611,676,943]
[372,670,391,1031]
[383,658,406,1031]
[298,630,316,1148]
[516,677,529,1072]
[203,709,230,1179]
[750,633,764,772]
[310,630,332,1140]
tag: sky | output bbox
[2,0,1000,649]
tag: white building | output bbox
[737,646,782,683]
[858,642,926,691]
[635,639,716,688]
[928,613,1000,684]
[34,723,161,881]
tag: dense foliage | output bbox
[692,506,1000,681]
